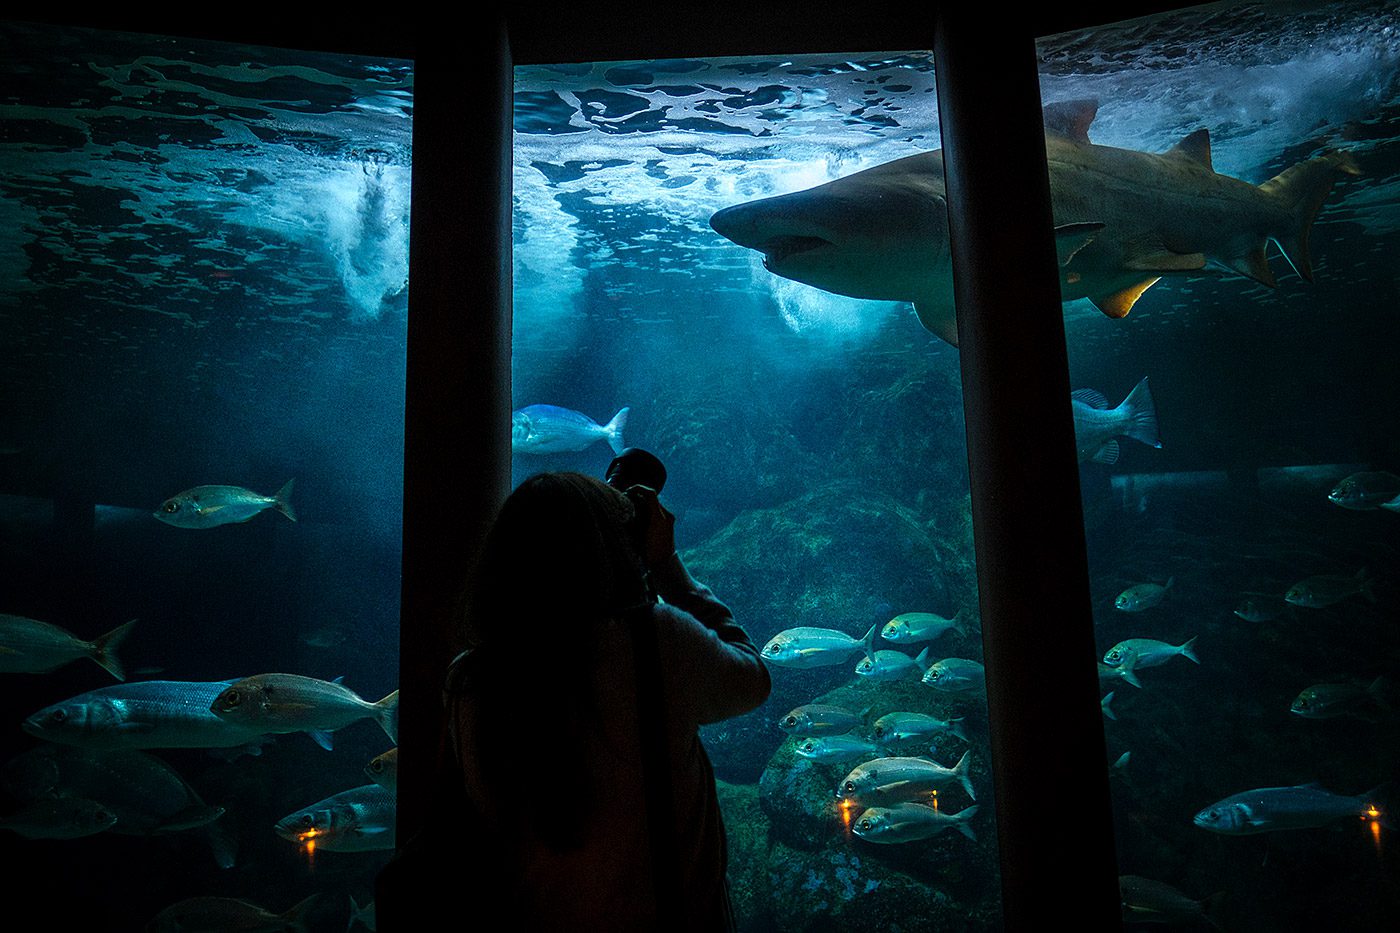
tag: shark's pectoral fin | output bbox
[1090,278,1162,319]
[1227,242,1278,288]
[913,302,959,347]
[1053,222,1104,267]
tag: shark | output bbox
[708,99,1360,346]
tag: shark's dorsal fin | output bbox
[1166,128,1213,170]
[1072,389,1110,410]
[1042,99,1098,144]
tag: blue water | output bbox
[2,1,1399,930]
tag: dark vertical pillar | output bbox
[395,16,512,840]
[934,13,1121,930]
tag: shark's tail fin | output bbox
[1260,150,1361,282]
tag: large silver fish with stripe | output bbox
[836,749,976,806]
[710,99,1358,346]
[21,680,273,751]
[210,673,399,750]
[1193,782,1387,835]
[761,623,877,669]
[852,801,980,844]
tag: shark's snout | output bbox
[710,202,833,267]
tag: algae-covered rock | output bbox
[718,779,772,931]
[687,481,980,782]
[764,832,1000,933]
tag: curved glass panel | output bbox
[513,53,1001,930]
[0,22,410,931]
[1039,2,1400,929]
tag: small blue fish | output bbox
[155,481,296,529]
[511,405,628,455]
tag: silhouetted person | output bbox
[444,471,770,930]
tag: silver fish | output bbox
[211,673,398,750]
[921,658,986,694]
[1102,636,1198,671]
[1233,594,1287,623]
[22,680,274,751]
[1072,377,1161,465]
[1327,471,1400,510]
[1114,577,1173,612]
[1290,678,1393,721]
[1193,782,1384,835]
[794,735,882,763]
[852,801,979,844]
[511,404,628,455]
[0,797,118,839]
[365,747,398,793]
[1119,875,1223,929]
[2,744,234,866]
[0,615,135,680]
[880,610,964,644]
[854,647,930,682]
[155,480,296,528]
[148,894,320,933]
[776,704,861,736]
[1285,569,1375,608]
[1099,659,1142,690]
[836,749,975,805]
[275,783,396,853]
[761,624,876,669]
[871,711,968,745]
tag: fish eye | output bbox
[783,716,796,728]
[800,741,815,752]
[223,690,242,707]
[299,814,314,827]
[843,781,856,794]
[1202,809,1219,822]
[858,819,871,831]
[51,709,68,724]
[369,760,384,774]
[162,500,179,513]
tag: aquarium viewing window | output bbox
[0,19,410,930]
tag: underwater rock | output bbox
[716,779,771,930]
[689,480,979,781]
[763,835,999,933]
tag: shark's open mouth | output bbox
[760,234,831,267]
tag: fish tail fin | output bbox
[1102,692,1117,721]
[1260,149,1361,282]
[955,804,980,841]
[1117,376,1162,449]
[273,479,297,522]
[281,893,321,933]
[860,622,878,661]
[948,717,969,743]
[90,618,137,681]
[604,407,630,455]
[1359,567,1378,603]
[952,748,976,801]
[1180,635,1201,664]
[375,689,400,744]
[950,608,966,638]
[348,895,375,932]
[202,819,238,869]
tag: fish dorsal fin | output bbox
[1072,389,1110,410]
[1166,128,1213,170]
[1042,99,1098,144]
